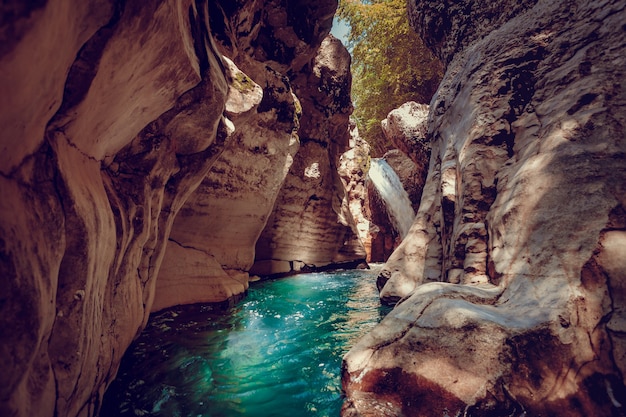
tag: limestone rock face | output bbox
[1,2,231,416]
[338,122,372,260]
[343,0,626,415]
[152,55,300,311]
[381,101,430,178]
[252,35,366,276]
[208,0,336,76]
[0,1,348,416]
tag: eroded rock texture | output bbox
[1,2,230,416]
[339,121,372,261]
[153,51,301,311]
[343,0,626,415]
[252,35,367,276]
[155,4,364,307]
[381,101,431,182]
[0,0,350,416]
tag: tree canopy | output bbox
[337,0,443,156]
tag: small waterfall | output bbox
[368,158,416,239]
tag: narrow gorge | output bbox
[1,1,624,417]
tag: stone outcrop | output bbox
[152,55,300,311]
[343,0,626,416]
[252,35,367,275]
[363,104,430,263]
[381,101,431,181]
[0,1,352,416]
[339,121,373,260]
[1,2,230,416]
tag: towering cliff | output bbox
[252,35,366,276]
[343,0,626,415]
[0,1,359,416]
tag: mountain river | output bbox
[102,266,390,417]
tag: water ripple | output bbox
[102,268,390,417]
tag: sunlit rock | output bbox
[381,101,431,174]
[343,0,626,415]
[1,2,231,416]
[252,35,366,275]
[154,53,300,312]
[338,121,372,260]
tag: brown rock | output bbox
[0,1,350,416]
[339,121,372,260]
[1,1,231,416]
[343,0,626,415]
[252,35,366,275]
[153,54,300,311]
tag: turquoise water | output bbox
[102,268,389,417]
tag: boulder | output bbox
[381,101,430,175]
[342,0,626,415]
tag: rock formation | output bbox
[0,1,358,416]
[339,121,372,260]
[252,35,366,276]
[152,55,300,311]
[381,101,431,184]
[343,0,626,415]
[361,103,430,263]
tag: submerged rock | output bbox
[343,0,626,415]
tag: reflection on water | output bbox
[102,267,389,417]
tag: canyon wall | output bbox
[0,1,359,416]
[343,0,626,416]
[251,35,367,276]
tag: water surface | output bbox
[102,267,389,417]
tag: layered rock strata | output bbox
[252,35,367,276]
[343,0,626,415]
[152,55,301,311]
[1,2,230,416]
[0,1,352,416]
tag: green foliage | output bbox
[337,0,443,156]
[232,71,255,93]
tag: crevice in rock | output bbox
[167,237,212,259]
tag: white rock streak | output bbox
[368,158,415,239]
